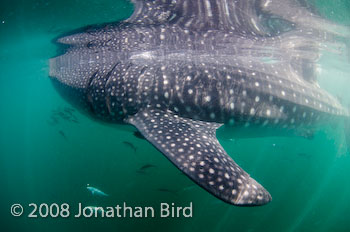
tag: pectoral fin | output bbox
[127,108,271,206]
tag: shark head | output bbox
[49,41,128,121]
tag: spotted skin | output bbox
[127,108,271,205]
[50,0,350,206]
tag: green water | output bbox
[0,0,350,231]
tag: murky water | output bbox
[1,0,350,231]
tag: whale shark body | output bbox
[50,0,349,206]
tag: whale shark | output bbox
[49,0,350,206]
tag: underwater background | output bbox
[0,0,350,231]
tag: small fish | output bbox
[60,114,71,121]
[139,164,156,171]
[86,184,109,197]
[59,130,67,140]
[51,107,79,124]
[133,131,145,140]
[225,138,238,145]
[137,164,157,174]
[63,110,73,117]
[71,119,79,124]
[71,115,79,122]
[64,106,75,113]
[123,141,137,153]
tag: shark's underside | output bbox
[49,0,350,206]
